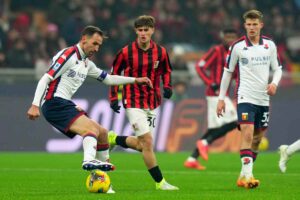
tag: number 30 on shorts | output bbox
[147,116,156,128]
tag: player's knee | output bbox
[83,125,101,138]
[138,134,153,151]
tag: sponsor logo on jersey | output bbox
[243,47,248,50]
[241,58,248,65]
[242,112,248,120]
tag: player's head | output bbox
[220,28,238,48]
[80,25,107,58]
[243,10,264,38]
[134,15,155,45]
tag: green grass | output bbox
[0,152,299,200]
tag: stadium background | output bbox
[0,0,300,152]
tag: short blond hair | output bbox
[243,10,263,21]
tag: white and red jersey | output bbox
[225,35,282,106]
[44,44,107,101]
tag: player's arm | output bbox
[88,62,152,87]
[27,74,52,120]
[267,43,283,96]
[217,45,238,117]
[27,47,73,120]
[161,49,173,99]
[195,47,217,86]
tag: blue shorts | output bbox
[41,97,86,138]
[237,103,269,130]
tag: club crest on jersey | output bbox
[67,69,76,78]
[243,47,248,50]
[264,44,269,49]
[153,61,159,69]
[241,58,249,65]
[242,113,248,121]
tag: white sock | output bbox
[82,135,97,161]
[201,139,208,146]
[187,156,197,162]
[96,149,110,162]
[241,157,253,179]
[287,139,300,156]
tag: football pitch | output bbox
[0,152,299,200]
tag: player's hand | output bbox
[135,77,153,88]
[110,100,121,113]
[210,83,219,92]
[216,100,225,118]
[267,83,277,96]
[163,88,173,99]
[27,105,40,120]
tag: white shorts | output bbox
[125,108,157,136]
[207,96,237,129]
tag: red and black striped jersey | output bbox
[109,40,172,109]
[195,44,235,96]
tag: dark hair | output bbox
[243,10,263,21]
[134,15,155,28]
[80,25,108,39]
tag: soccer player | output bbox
[27,25,152,172]
[279,139,300,173]
[217,10,282,189]
[108,15,178,190]
[184,28,239,170]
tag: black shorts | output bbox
[237,103,269,130]
[42,97,86,138]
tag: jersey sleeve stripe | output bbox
[45,77,61,100]
[47,47,76,77]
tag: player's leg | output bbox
[69,115,114,171]
[236,103,259,189]
[41,98,114,171]
[108,131,142,152]
[87,120,111,162]
[251,129,266,162]
[126,108,178,190]
[279,139,300,173]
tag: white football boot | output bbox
[82,159,115,171]
[156,178,179,190]
[279,145,289,173]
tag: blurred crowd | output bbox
[0,0,299,74]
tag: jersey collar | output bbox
[74,44,87,60]
[245,35,264,47]
[135,40,154,51]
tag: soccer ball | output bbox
[86,170,111,193]
[258,136,269,151]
